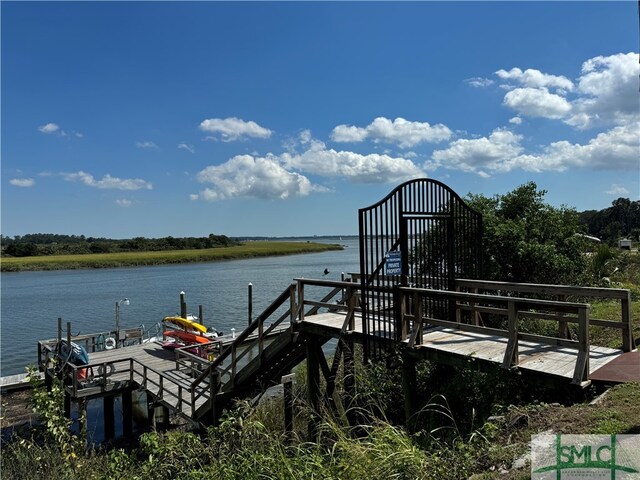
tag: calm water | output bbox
[1,238,360,377]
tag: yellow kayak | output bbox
[163,316,207,334]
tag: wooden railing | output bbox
[455,279,635,352]
[398,286,593,384]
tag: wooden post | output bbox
[180,291,187,318]
[198,305,203,326]
[122,389,133,438]
[343,340,356,426]
[209,370,221,425]
[621,291,634,351]
[248,283,253,326]
[57,317,62,344]
[306,336,320,439]
[557,294,569,339]
[289,284,297,325]
[282,373,295,443]
[297,280,305,323]
[402,351,418,430]
[104,395,115,441]
[572,306,590,384]
[502,301,519,369]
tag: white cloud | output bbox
[199,117,272,142]
[503,87,572,119]
[606,184,630,196]
[178,143,195,154]
[38,122,82,137]
[63,171,153,190]
[136,141,159,149]
[567,52,639,129]
[10,178,35,187]
[509,116,522,125]
[507,123,640,172]
[465,77,494,88]
[38,123,61,134]
[495,53,639,129]
[282,139,426,183]
[115,198,132,207]
[495,67,574,91]
[430,128,523,177]
[331,116,452,148]
[195,154,321,201]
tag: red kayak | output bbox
[163,329,210,345]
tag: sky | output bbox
[1,1,638,239]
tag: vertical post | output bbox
[502,301,519,368]
[343,341,356,426]
[621,291,634,351]
[57,317,62,344]
[297,280,305,323]
[122,390,133,438]
[289,284,297,325]
[282,374,295,444]
[557,294,569,339]
[306,336,320,440]
[198,305,203,326]
[115,302,120,348]
[248,283,253,326]
[402,351,418,431]
[573,306,590,384]
[180,291,187,318]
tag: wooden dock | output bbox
[31,276,637,440]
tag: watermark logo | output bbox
[532,434,640,479]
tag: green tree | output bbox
[466,182,587,285]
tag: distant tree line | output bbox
[579,198,640,245]
[0,233,239,257]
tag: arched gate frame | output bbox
[358,179,483,361]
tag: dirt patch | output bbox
[0,389,37,431]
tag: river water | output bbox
[0,237,360,377]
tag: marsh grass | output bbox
[0,241,342,272]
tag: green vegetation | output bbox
[0,241,342,272]
[1,233,239,257]
[580,197,640,245]
[466,182,587,285]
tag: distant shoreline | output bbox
[0,241,343,273]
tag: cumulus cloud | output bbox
[495,52,638,129]
[115,198,133,207]
[507,123,640,172]
[606,184,630,196]
[194,155,321,201]
[199,117,272,142]
[178,143,195,154]
[10,178,35,187]
[63,171,153,190]
[495,67,574,91]
[331,117,452,148]
[136,141,159,149]
[503,87,572,119]
[509,117,522,125]
[283,139,425,183]
[566,52,639,129]
[430,128,523,177]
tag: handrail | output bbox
[398,286,592,384]
[192,284,296,399]
[455,279,634,351]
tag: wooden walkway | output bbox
[29,277,636,436]
[301,311,630,385]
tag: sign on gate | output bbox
[385,251,402,276]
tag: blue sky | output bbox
[2,1,638,238]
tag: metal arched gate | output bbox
[358,179,483,360]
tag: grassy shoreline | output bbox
[0,241,343,272]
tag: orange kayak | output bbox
[164,329,210,345]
